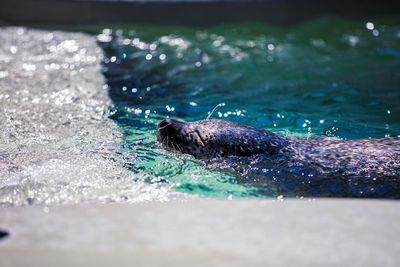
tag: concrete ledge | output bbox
[1,0,400,27]
[1,199,400,266]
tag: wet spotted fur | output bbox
[157,119,400,179]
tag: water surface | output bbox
[98,17,400,198]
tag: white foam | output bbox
[0,27,187,206]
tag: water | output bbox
[1,18,399,205]
[0,27,186,206]
[97,17,400,199]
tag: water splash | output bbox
[0,27,187,207]
[98,17,400,198]
[206,103,226,120]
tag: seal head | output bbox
[157,119,286,159]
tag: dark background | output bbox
[1,0,400,27]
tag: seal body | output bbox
[157,119,400,198]
[157,119,287,158]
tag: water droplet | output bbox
[267,44,275,51]
[0,71,8,79]
[366,22,374,30]
[10,46,18,54]
[149,43,157,51]
[22,63,36,72]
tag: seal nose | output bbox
[157,119,185,133]
[157,119,186,144]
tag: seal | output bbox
[157,119,400,192]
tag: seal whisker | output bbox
[165,136,171,148]
[170,140,177,151]
[174,142,183,153]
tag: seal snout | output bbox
[157,119,183,131]
[157,119,186,141]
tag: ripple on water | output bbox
[98,17,400,198]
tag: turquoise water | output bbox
[98,17,400,198]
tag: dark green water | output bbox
[98,17,400,198]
